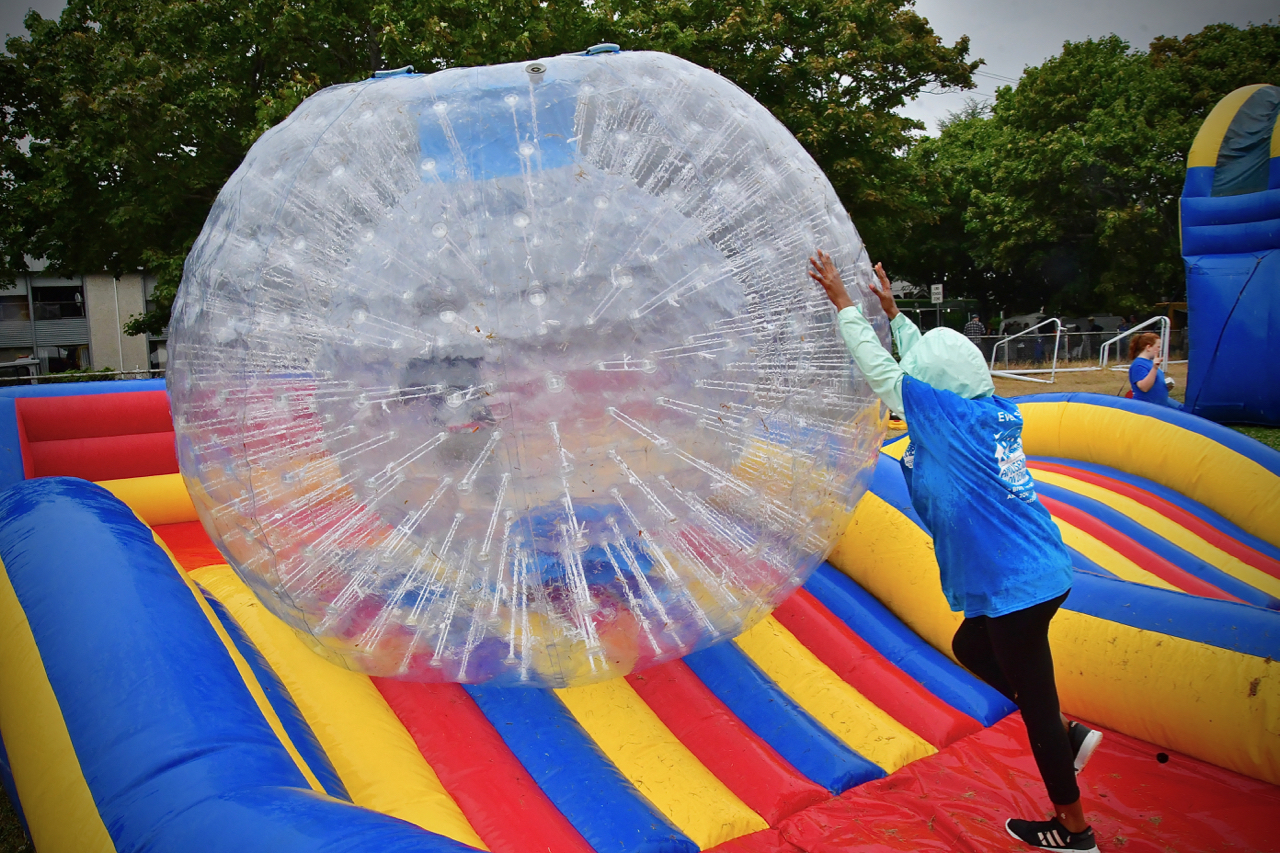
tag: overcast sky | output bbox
[903,0,1278,132]
[3,0,1277,132]
[1,0,61,46]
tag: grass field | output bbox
[0,791,27,853]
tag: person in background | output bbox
[1128,333,1181,409]
[964,313,985,343]
[1086,317,1104,361]
[809,250,1104,853]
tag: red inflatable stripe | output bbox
[24,432,179,481]
[153,521,224,572]
[16,390,173,440]
[1040,495,1244,603]
[373,679,594,853]
[758,713,1280,853]
[1029,459,1280,580]
[772,589,982,749]
[626,659,829,825]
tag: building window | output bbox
[37,344,90,373]
[0,347,34,364]
[32,285,85,320]
[0,295,30,322]
[0,348,38,385]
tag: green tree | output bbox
[0,0,976,334]
[597,0,978,255]
[890,99,1024,315]
[0,0,600,334]
[899,23,1280,317]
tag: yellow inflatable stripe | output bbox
[555,679,767,849]
[733,615,935,773]
[1049,516,1181,593]
[829,490,961,658]
[1188,84,1270,168]
[1052,608,1280,785]
[1019,400,1280,548]
[880,440,909,461]
[145,531,327,795]
[192,565,487,850]
[0,561,116,853]
[1035,468,1280,600]
[97,473,199,526]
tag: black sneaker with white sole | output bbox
[1006,817,1100,852]
[1068,720,1103,773]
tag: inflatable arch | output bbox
[1181,83,1280,425]
[0,379,1278,853]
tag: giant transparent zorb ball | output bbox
[169,49,888,687]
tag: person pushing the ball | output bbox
[808,250,1104,853]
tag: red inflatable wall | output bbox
[15,390,177,481]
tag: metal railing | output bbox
[0,367,165,388]
[1099,317,1170,369]
[988,318,1063,383]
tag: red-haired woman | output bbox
[1128,333,1181,409]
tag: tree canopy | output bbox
[890,23,1280,317]
[0,0,976,335]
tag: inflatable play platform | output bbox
[1,379,1278,853]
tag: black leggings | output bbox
[952,590,1078,805]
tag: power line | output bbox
[974,70,1021,84]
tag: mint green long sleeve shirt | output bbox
[836,306,921,416]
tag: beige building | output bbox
[0,264,167,381]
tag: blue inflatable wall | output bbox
[1181,83,1280,426]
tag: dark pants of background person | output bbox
[951,590,1079,805]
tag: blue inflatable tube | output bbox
[1067,571,1280,660]
[1063,547,1118,579]
[682,640,884,793]
[463,684,696,853]
[0,477,479,853]
[198,590,352,801]
[803,564,1016,727]
[0,377,166,399]
[869,453,927,529]
[1182,187,1280,228]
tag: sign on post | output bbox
[930,284,943,304]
